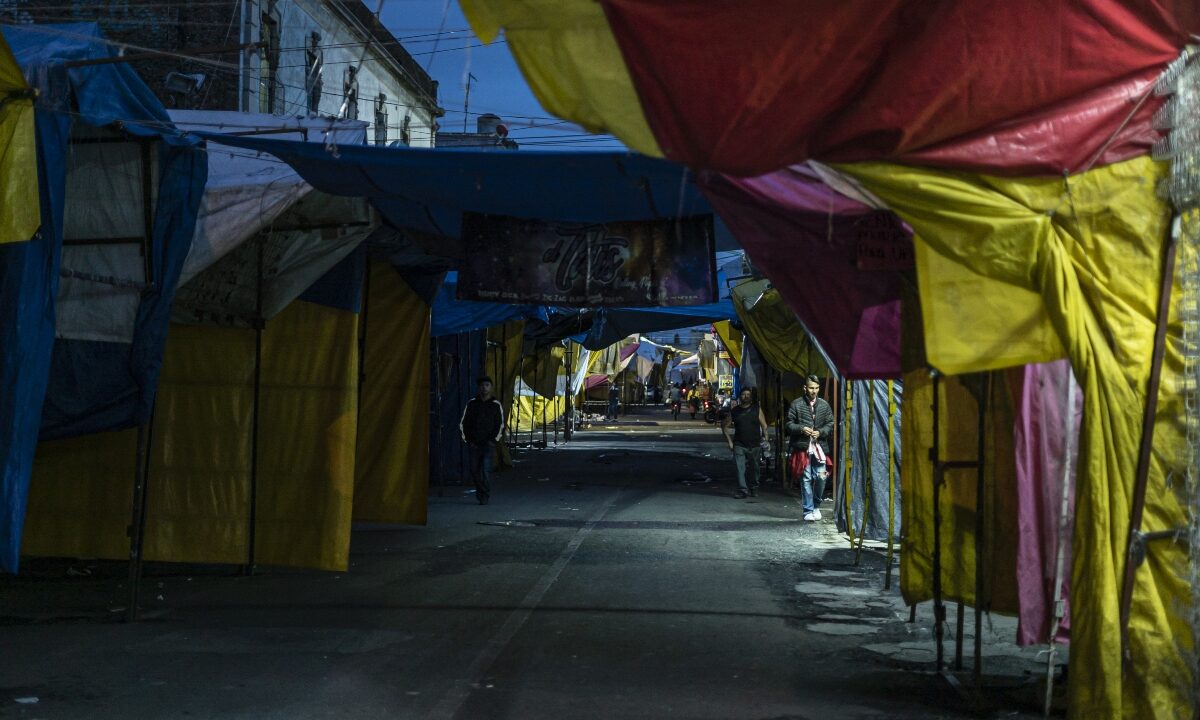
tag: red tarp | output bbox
[602,0,1197,176]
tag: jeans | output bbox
[733,444,761,492]
[468,442,494,501]
[607,398,619,419]
[801,459,827,514]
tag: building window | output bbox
[374,93,388,145]
[258,5,281,114]
[342,66,359,120]
[304,31,324,117]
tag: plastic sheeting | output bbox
[466,0,1197,176]
[702,168,905,378]
[0,34,37,244]
[575,302,737,350]
[353,262,430,525]
[834,380,902,542]
[0,23,204,574]
[730,280,832,379]
[23,299,359,571]
[432,272,548,337]
[845,156,1190,718]
[1012,360,1082,647]
[197,133,710,238]
[712,321,741,368]
[899,371,1021,614]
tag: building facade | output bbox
[2,0,441,147]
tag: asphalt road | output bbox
[0,407,1053,719]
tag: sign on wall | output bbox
[457,213,716,307]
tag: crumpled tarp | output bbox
[575,302,737,350]
[0,34,37,244]
[729,280,832,379]
[844,155,1190,719]
[704,168,906,377]
[465,0,1197,176]
[197,133,710,237]
[1011,359,1082,647]
[0,23,205,574]
[835,379,902,543]
[432,272,549,337]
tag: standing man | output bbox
[787,375,834,521]
[460,376,504,505]
[722,388,769,499]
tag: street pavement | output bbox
[1,406,1055,719]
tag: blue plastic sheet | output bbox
[196,133,712,237]
[0,24,205,572]
[432,272,549,337]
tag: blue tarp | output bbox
[574,302,738,350]
[195,134,713,237]
[0,23,206,573]
[432,272,548,337]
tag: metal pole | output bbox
[126,419,152,623]
[885,380,897,591]
[541,350,548,447]
[854,381,874,565]
[458,334,467,479]
[844,380,855,546]
[931,371,945,672]
[777,366,786,485]
[434,337,444,498]
[1119,216,1179,655]
[1043,372,1076,716]
[564,342,573,442]
[955,599,965,670]
[974,373,990,683]
[244,237,265,575]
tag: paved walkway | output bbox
[0,407,1053,719]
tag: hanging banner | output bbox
[457,212,716,307]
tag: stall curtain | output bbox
[843,155,1189,719]
[834,379,902,542]
[353,262,431,525]
[23,298,359,571]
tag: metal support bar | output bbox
[885,380,897,591]
[955,599,965,670]
[244,238,265,576]
[974,374,990,684]
[844,380,854,545]
[125,420,152,623]
[931,371,945,672]
[855,383,875,565]
[1119,215,1180,658]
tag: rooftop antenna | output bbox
[464,72,477,132]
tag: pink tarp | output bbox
[1010,360,1082,646]
[699,165,905,379]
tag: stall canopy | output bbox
[0,23,206,574]
[432,272,549,337]
[194,133,712,239]
[462,0,1195,176]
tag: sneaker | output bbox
[803,512,816,521]
[734,490,748,499]
[812,509,822,521]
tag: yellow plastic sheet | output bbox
[24,300,360,572]
[486,320,525,413]
[510,395,566,433]
[841,156,1191,719]
[353,262,430,525]
[712,320,742,367]
[1,35,38,243]
[898,370,1019,614]
[520,345,564,398]
[459,0,662,157]
[731,280,831,378]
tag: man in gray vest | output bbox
[722,387,769,499]
[787,375,834,521]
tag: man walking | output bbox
[722,388,769,499]
[460,376,505,505]
[787,375,834,521]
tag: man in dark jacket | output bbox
[786,374,834,521]
[460,376,505,505]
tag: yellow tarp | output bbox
[520,345,564,398]
[731,280,831,378]
[24,300,360,572]
[0,34,38,243]
[898,370,1019,614]
[510,395,566,433]
[353,262,430,525]
[841,156,1191,719]
[712,320,742,367]
[459,0,661,157]
[486,320,526,414]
